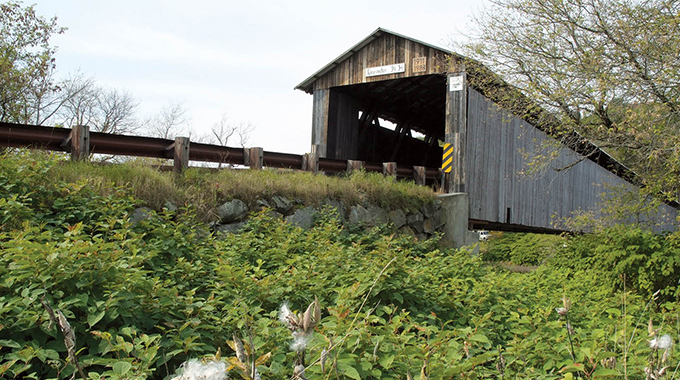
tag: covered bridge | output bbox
[296,28,676,234]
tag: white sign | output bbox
[449,75,464,91]
[365,63,405,77]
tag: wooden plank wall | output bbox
[311,89,329,157]
[327,90,360,160]
[466,88,677,232]
[312,34,450,91]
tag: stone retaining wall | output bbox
[210,196,447,239]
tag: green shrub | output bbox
[551,225,680,300]
[482,232,565,265]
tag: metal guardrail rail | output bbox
[0,122,444,185]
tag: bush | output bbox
[482,232,565,265]
[551,225,680,300]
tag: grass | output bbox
[44,154,437,222]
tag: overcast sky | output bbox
[34,0,485,154]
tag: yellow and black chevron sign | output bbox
[441,143,453,173]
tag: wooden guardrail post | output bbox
[70,125,90,161]
[173,137,190,173]
[347,160,363,173]
[413,166,426,185]
[244,147,263,169]
[383,162,397,179]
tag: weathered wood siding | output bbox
[311,89,329,157]
[312,34,450,91]
[327,90,360,160]
[466,88,676,231]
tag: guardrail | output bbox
[0,122,445,185]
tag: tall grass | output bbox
[43,154,436,222]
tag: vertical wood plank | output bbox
[445,69,467,193]
[312,89,329,158]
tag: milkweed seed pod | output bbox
[233,334,247,364]
[320,348,328,373]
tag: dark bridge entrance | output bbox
[326,74,447,168]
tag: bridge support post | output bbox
[445,68,468,193]
[439,192,479,251]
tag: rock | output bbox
[130,207,153,224]
[285,206,316,229]
[420,202,436,220]
[388,209,407,229]
[349,205,371,225]
[270,195,293,214]
[422,199,442,215]
[265,210,284,219]
[349,204,390,227]
[366,205,390,226]
[256,199,271,210]
[423,218,436,234]
[217,199,249,223]
[397,225,417,239]
[321,199,346,223]
[215,222,246,235]
[407,211,425,233]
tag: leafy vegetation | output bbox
[1,150,679,379]
[47,156,436,222]
[481,232,565,266]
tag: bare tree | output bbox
[57,72,138,134]
[96,87,138,133]
[210,113,255,148]
[144,100,191,140]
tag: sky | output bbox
[34,0,486,154]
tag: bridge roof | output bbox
[295,27,460,94]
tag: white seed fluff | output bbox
[650,334,673,350]
[279,303,295,329]
[171,359,227,380]
[290,333,312,352]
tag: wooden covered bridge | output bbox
[296,28,677,236]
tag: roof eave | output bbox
[294,27,456,94]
